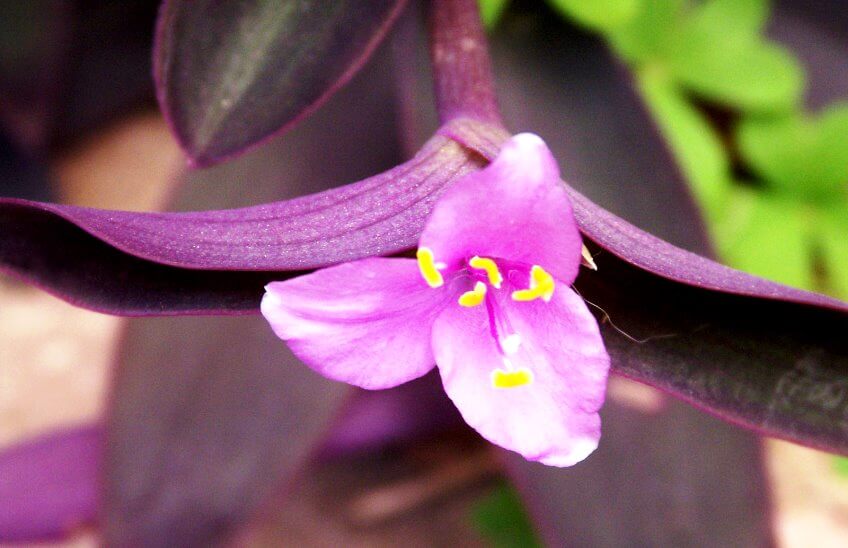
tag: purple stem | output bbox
[428,0,503,126]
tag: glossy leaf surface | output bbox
[155,0,405,165]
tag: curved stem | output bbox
[428,0,503,126]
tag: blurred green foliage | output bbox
[472,482,541,547]
[480,0,848,301]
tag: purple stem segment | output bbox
[428,0,503,125]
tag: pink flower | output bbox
[261,133,610,466]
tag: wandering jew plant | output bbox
[0,0,846,545]
[262,133,610,466]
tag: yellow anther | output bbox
[416,247,444,288]
[491,367,534,388]
[468,256,503,288]
[511,265,555,302]
[458,281,487,307]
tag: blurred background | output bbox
[1,0,847,545]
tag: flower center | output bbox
[416,248,560,390]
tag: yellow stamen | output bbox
[416,247,444,288]
[468,256,503,288]
[511,265,555,302]
[491,367,534,388]
[458,281,487,307]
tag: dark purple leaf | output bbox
[319,371,464,458]
[0,1,70,151]
[53,0,160,150]
[573,210,848,454]
[770,0,848,110]
[505,398,772,547]
[0,425,100,542]
[0,0,160,153]
[0,133,54,201]
[103,315,349,545]
[155,0,407,165]
[0,125,489,315]
[101,46,417,545]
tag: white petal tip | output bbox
[538,437,599,467]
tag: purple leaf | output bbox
[0,125,489,316]
[505,398,773,546]
[0,0,160,153]
[155,0,407,165]
[0,425,100,542]
[101,51,414,546]
[770,0,848,109]
[103,315,349,545]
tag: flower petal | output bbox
[420,133,582,284]
[262,258,445,389]
[432,286,609,466]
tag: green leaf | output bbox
[716,188,814,289]
[833,456,848,477]
[472,483,541,548]
[670,32,803,112]
[817,208,848,300]
[693,0,768,37]
[546,0,640,32]
[478,0,510,29]
[607,0,683,63]
[737,105,848,201]
[636,67,732,222]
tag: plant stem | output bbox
[428,0,503,126]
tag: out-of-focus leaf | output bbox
[0,133,54,201]
[103,315,349,546]
[833,456,848,477]
[818,209,848,300]
[716,188,813,289]
[737,104,848,200]
[607,0,682,63]
[670,29,802,112]
[636,67,731,221]
[472,483,540,548]
[545,0,639,32]
[477,0,509,29]
[0,1,69,150]
[155,0,405,166]
[0,426,100,542]
[504,397,772,547]
[769,0,848,110]
[694,0,768,37]
[608,0,801,112]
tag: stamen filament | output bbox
[469,256,503,288]
[416,247,444,288]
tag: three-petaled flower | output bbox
[261,133,610,466]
